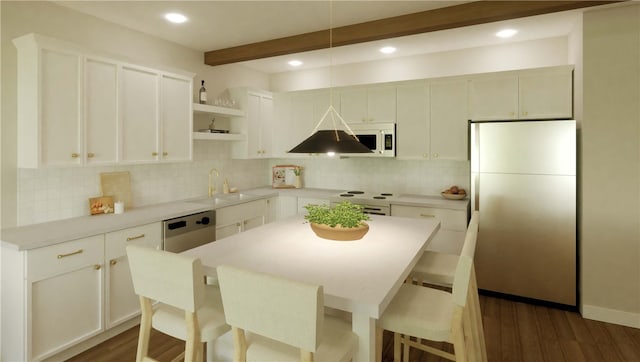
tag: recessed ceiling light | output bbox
[379,46,397,54]
[496,29,518,38]
[164,13,188,24]
[288,60,303,67]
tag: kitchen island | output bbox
[182,214,440,362]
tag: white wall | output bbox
[1,1,271,227]
[582,3,640,328]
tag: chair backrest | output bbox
[127,244,204,313]
[217,264,323,353]
[452,211,480,306]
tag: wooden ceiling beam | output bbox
[204,1,621,67]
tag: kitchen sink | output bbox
[189,193,255,206]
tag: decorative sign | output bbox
[272,165,301,189]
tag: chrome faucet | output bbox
[208,168,219,197]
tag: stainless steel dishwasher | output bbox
[163,210,215,252]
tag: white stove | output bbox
[329,190,397,215]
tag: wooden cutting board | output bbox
[100,171,132,209]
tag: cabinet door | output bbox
[161,75,192,162]
[105,223,161,329]
[40,48,82,167]
[27,235,104,360]
[265,197,278,223]
[285,92,314,155]
[340,87,368,123]
[243,214,265,232]
[519,67,573,119]
[85,58,118,165]
[396,82,429,159]
[259,95,274,157]
[216,222,242,240]
[468,74,518,121]
[368,85,396,123]
[275,195,298,221]
[120,66,159,163]
[430,79,469,160]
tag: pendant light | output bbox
[288,1,372,155]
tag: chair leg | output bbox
[393,332,402,362]
[451,308,468,362]
[375,327,383,362]
[470,269,488,362]
[136,297,153,362]
[185,312,201,362]
[232,326,247,362]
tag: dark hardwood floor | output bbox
[68,294,640,362]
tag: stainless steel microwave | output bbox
[346,122,395,157]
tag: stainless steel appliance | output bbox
[163,210,216,253]
[345,123,395,157]
[470,120,576,306]
[329,191,396,215]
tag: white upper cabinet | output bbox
[469,74,519,121]
[85,57,118,165]
[340,85,396,123]
[13,33,194,168]
[396,81,430,159]
[160,75,192,162]
[120,65,160,163]
[518,66,573,119]
[14,34,83,168]
[469,65,573,121]
[229,88,274,159]
[430,78,469,160]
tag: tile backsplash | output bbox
[270,157,470,195]
[16,143,469,226]
[16,142,270,226]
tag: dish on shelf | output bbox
[441,192,467,200]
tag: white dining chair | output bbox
[126,244,230,362]
[376,210,487,362]
[216,264,358,362]
[411,211,480,288]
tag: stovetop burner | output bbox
[380,193,393,196]
[339,193,354,197]
[373,196,386,199]
[347,191,364,194]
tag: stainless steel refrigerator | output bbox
[470,120,576,306]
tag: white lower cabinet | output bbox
[216,199,267,240]
[2,223,162,361]
[391,204,469,254]
[104,223,162,329]
[27,235,105,361]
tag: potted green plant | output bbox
[304,201,371,241]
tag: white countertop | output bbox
[0,186,467,251]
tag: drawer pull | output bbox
[57,249,83,259]
[419,214,436,218]
[71,153,80,158]
[94,264,102,270]
[126,234,145,241]
[110,259,117,266]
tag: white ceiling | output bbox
[54,1,584,74]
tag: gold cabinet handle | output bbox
[423,153,428,158]
[419,214,436,218]
[87,152,95,158]
[162,152,168,156]
[152,152,158,156]
[110,259,117,266]
[432,153,439,158]
[126,234,145,241]
[94,264,102,270]
[58,249,83,259]
[522,111,529,116]
[236,222,242,227]
[71,153,80,158]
